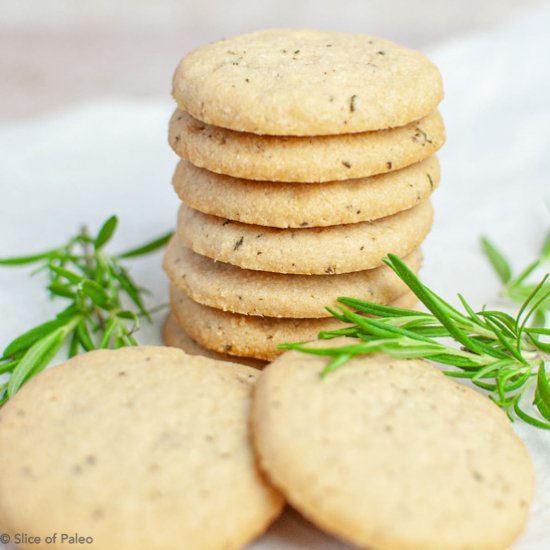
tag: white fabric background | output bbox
[0,5,549,549]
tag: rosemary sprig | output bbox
[0,216,172,405]
[280,253,550,430]
[481,230,550,325]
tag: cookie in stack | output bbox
[163,29,445,364]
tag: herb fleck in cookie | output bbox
[0,347,283,550]
[164,236,422,318]
[172,29,443,136]
[177,201,433,275]
[172,156,440,228]
[252,343,534,550]
[170,287,417,361]
[169,110,444,182]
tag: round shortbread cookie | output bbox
[169,109,444,182]
[252,344,534,550]
[164,236,422,318]
[163,313,267,368]
[172,156,440,228]
[172,29,443,136]
[177,200,433,275]
[0,347,283,550]
[170,286,418,361]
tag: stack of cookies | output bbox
[163,29,445,364]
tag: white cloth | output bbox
[0,5,549,549]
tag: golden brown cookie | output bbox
[0,347,283,549]
[172,156,440,228]
[172,29,443,136]
[164,236,422,318]
[170,286,418,361]
[169,109,444,182]
[252,343,534,550]
[177,200,433,275]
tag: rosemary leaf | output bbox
[94,215,118,251]
[117,231,173,259]
[480,237,512,284]
[4,318,68,357]
[535,363,550,421]
[8,321,77,396]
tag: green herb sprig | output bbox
[0,216,172,405]
[481,231,550,325]
[280,253,550,430]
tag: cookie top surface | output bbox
[163,313,266,369]
[172,156,440,228]
[172,29,443,136]
[169,109,445,182]
[177,201,433,275]
[0,346,283,550]
[252,344,534,550]
[170,286,417,361]
[164,236,422,318]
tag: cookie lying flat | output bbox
[177,200,433,275]
[170,287,417,361]
[172,156,440,228]
[169,110,444,182]
[0,347,283,550]
[163,313,266,368]
[252,343,534,550]
[172,29,443,136]
[164,236,422,318]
